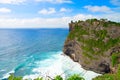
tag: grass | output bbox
[111,52,120,67]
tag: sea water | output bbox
[0,29,100,80]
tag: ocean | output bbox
[0,29,100,80]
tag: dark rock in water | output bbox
[63,19,120,74]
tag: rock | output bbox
[63,19,120,74]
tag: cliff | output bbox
[63,19,120,74]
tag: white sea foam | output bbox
[23,51,101,80]
[2,70,15,79]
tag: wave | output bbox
[23,51,65,80]
[1,70,15,80]
[2,51,100,80]
[23,51,101,80]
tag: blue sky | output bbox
[0,0,120,28]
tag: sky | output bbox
[0,0,120,28]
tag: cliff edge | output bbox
[63,19,120,74]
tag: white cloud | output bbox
[0,8,11,13]
[0,14,95,28]
[84,5,112,13]
[110,0,120,6]
[38,8,56,15]
[0,13,120,28]
[100,12,120,22]
[0,0,26,4]
[60,8,70,12]
[35,0,72,4]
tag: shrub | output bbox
[54,75,63,80]
[67,74,85,80]
[8,73,22,80]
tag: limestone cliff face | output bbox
[63,19,120,74]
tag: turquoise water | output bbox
[0,29,68,79]
[0,29,100,80]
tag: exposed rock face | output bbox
[63,19,120,74]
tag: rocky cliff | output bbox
[63,19,120,74]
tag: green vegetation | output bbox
[93,74,117,80]
[54,75,63,80]
[7,19,120,80]
[100,18,120,27]
[8,73,22,80]
[7,74,84,80]
[86,18,98,24]
[65,18,120,80]
[111,52,120,67]
[67,74,85,80]
[68,19,120,59]
[68,25,89,40]
[94,30,107,40]
[7,69,120,80]
[93,65,120,80]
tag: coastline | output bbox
[22,51,101,80]
[2,51,100,80]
